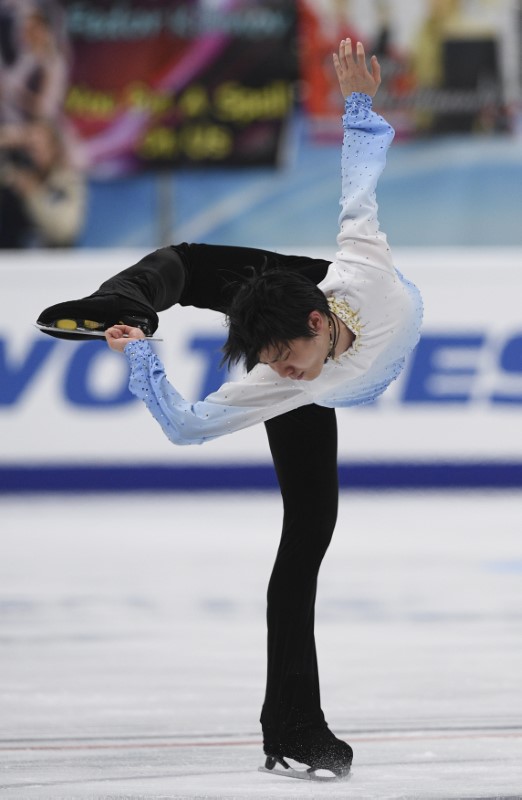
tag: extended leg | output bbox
[36,243,330,339]
[36,247,188,339]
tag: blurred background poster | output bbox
[299,0,520,139]
[61,0,522,173]
[62,0,297,174]
[2,0,522,248]
[5,0,519,176]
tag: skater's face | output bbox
[258,311,330,382]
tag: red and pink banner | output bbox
[63,0,297,174]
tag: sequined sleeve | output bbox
[124,340,312,446]
[315,94,423,408]
[336,92,395,273]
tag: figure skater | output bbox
[36,39,423,781]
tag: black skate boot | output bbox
[260,723,353,782]
[36,293,159,341]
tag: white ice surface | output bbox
[1,490,521,799]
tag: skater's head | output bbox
[223,270,335,380]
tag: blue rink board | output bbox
[1,462,522,492]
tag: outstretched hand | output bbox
[333,39,381,99]
[105,324,146,352]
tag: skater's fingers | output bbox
[336,38,353,73]
[107,324,132,337]
[125,326,147,339]
[105,328,125,352]
[105,325,145,352]
[105,326,121,339]
[342,37,352,63]
[106,324,145,339]
[334,38,355,98]
[371,54,381,87]
[355,40,366,66]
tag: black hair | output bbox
[222,269,332,372]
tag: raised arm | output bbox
[332,40,395,273]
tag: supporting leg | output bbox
[261,403,339,749]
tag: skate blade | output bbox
[258,761,350,783]
[34,324,163,342]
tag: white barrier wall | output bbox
[1,248,521,489]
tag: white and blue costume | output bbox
[35,90,423,762]
[124,93,423,444]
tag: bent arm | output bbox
[125,340,312,445]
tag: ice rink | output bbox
[1,490,521,800]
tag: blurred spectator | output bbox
[0,119,86,248]
[0,0,69,124]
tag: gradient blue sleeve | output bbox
[125,340,311,446]
[336,92,395,272]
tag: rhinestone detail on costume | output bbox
[327,296,363,360]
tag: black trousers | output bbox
[99,245,338,746]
